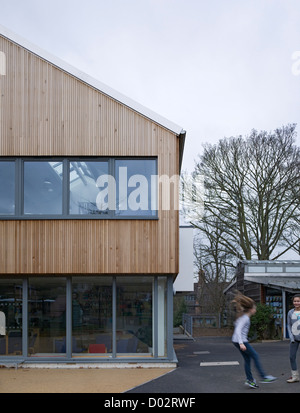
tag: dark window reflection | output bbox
[116,277,153,355]
[28,278,66,355]
[72,277,112,355]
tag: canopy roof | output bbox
[244,260,300,291]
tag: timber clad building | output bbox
[0,25,186,365]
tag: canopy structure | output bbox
[244,260,300,291]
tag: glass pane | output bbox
[72,277,112,356]
[115,159,157,216]
[69,161,109,215]
[24,161,63,215]
[247,266,266,273]
[286,266,300,272]
[0,279,22,356]
[28,278,66,356]
[0,161,15,215]
[116,276,153,356]
[266,266,283,273]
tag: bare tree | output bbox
[190,124,300,261]
[193,220,236,325]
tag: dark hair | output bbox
[232,292,255,315]
[293,294,300,301]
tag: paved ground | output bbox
[0,337,299,394]
[127,337,300,393]
[0,366,173,393]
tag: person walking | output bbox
[287,294,300,383]
[232,292,277,389]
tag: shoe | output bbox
[287,370,299,383]
[260,375,277,383]
[245,379,259,389]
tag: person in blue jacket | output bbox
[287,294,300,383]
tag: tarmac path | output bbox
[127,337,300,393]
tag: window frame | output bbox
[0,156,158,220]
[0,158,16,216]
[114,157,158,218]
[23,158,65,216]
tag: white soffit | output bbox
[0,24,184,136]
[173,226,194,292]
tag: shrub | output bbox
[249,304,275,340]
[173,296,187,327]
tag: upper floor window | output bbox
[0,157,158,219]
[115,159,157,216]
[69,161,109,215]
[0,161,15,215]
[24,161,63,215]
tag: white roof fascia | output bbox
[0,24,184,136]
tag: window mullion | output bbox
[109,158,115,218]
[66,277,72,359]
[15,159,23,217]
[63,159,69,217]
[153,277,158,358]
[22,278,28,358]
[167,276,173,360]
[112,277,116,357]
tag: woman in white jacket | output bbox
[287,294,300,383]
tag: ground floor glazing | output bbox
[0,275,174,363]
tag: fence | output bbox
[182,314,219,336]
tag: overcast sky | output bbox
[0,0,299,171]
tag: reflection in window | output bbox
[24,161,63,215]
[69,161,109,215]
[0,158,159,218]
[72,277,112,355]
[115,159,157,216]
[0,276,170,360]
[0,161,15,215]
[28,278,66,356]
[116,277,153,356]
[0,280,22,356]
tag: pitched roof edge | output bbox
[0,24,184,136]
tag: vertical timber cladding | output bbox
[0,35,180,275]
[236,262,262,303]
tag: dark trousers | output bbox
[233,342,266,381]
[290,341,300,370]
